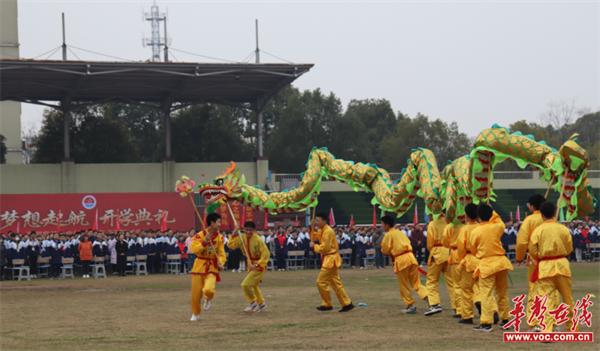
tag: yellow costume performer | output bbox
[472,207,513,331]
[424,214,451,315]
[529,203,575,333]
[443,220,463,317]
[311,214,353,312]
[189,213,226,321]
[515,194,545,329]
[227,223,270,312]
[456,206,479,323]
[381,215,428,313]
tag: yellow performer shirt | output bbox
[443,222,463,265]
[313,224,342,269]
[471,212,513,279]
[528,220,573,280]
[427,216,449,265]
[190,230,226,275]
[381,228,418,273]
[456,223,478,272]
[227,232,270,271]
[516,211,544,263]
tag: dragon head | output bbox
[197,161,246,208]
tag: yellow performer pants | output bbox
[396,265,429,306]
[241,270,265,305]
[316,266,351,307]
[479,270,509,325]
[190,273,217,315]
[535,275,574,332]
[447,264,462,313]
[525,264,537,327]
[425,260,451,306]
[459,268,475,319]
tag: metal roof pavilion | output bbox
[0,59,314,160]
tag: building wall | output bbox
[0,161,260,194]
[0,0,22,164]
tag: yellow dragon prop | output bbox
[183,125,595,222]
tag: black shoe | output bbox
[475,302,481,316]
[452,313,461,319]
[459,318,473,324]
[473,324,493,332]
[339,303,355,313]
[316,306,333,311]
[493,312,499,325]
[500,319,509,328]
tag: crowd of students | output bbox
[0,218,598,280]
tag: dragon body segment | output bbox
[192,126,595,221]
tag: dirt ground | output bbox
[1,263,599,351]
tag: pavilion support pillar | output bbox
[255,100,264,159]
[161,100,174,192]
[61,98,71,162]
[162,100,173,161]
[59,99,75,193]
[253,99,268,188]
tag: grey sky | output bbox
[17,0,600,137]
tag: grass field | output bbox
[1,263,599,351]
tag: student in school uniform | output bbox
[78,235,93,278]
[275,230,287,271]
[115,234,128,276]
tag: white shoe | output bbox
[202,298,212,311]
[190,314,200,321]
[244,302,258,313]
[254,303,267,312]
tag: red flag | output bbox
[516,206,521,222]
[328,208,336,227]
[160,210,167,232]
[263,209,268,230]
[372,206,377,228]
[349,214,355,229]
[92,209,99,231]
[240,205,247,227]
[413,203,419,225]
[16,221,20,234]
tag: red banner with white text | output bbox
[0,193,195,234]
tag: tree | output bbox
[171,104,253,162]
[103,103,163,162]
[266,88,343,172]
[32,109,67,163]
[508,111,600,169]
[380,113,471,172]
[336,99,396,165]
[33,105,148,163]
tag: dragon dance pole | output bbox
[188,195,206,232]
[544,174,556,200]
[225,202,252,266]
[555,172,568,220]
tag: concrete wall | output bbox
[0,0,22,164]
[0,161,262,194]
